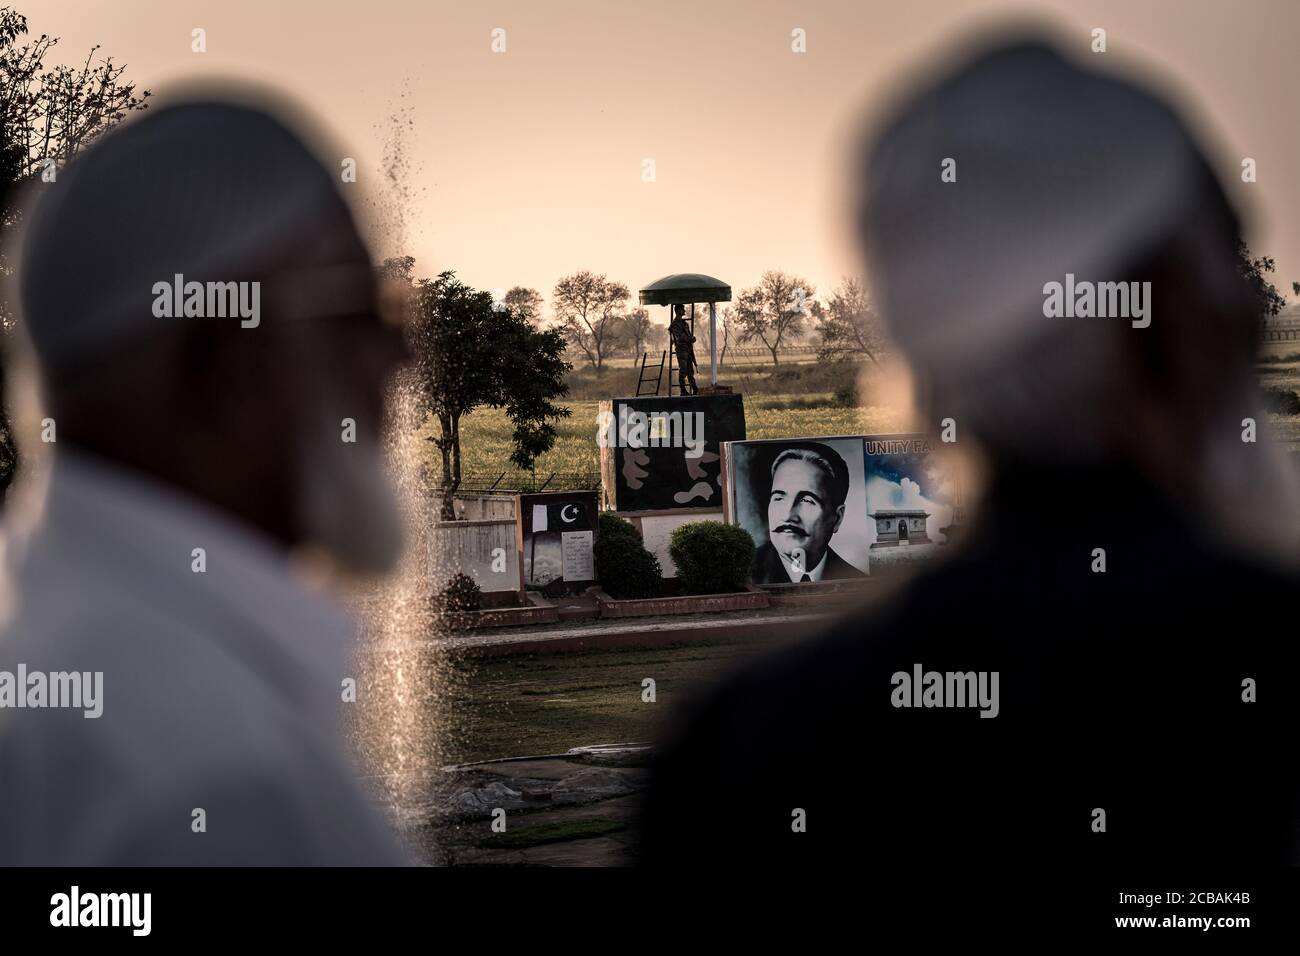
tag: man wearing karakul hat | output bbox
[642,35,1300,872]
[0,91,410,865]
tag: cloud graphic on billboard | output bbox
[865,476,955,545]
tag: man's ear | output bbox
[832,504,845,535]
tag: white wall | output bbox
[429,520,520,593]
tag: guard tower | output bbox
[636,273,731,396]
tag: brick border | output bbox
[592,584,768,618]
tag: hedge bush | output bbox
[1263,386,1300,415]
[669,520,755,594]
[595,513,663,599]
[440,572,483,612]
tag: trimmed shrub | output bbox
[669,520,755,594]
[1263,387,1300,415]
[440,572,483,612]
[598,510,640,540]
[595,513,663,599]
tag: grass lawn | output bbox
[476,817,627,850]
[1257,348,1300,452]
[418,349,1300,490]
[444,636,777,765]
[420,392,908,490]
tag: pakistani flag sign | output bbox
[516,490,599,596]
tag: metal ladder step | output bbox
[636,350,666,396]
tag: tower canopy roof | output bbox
[639,273,732,306]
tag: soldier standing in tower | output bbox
[669,303,698,395]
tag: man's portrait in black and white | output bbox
[727,438,870,584]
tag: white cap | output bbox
[20,101,373,375]
[858,40,1226,384]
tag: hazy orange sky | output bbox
[36,0,1300,319]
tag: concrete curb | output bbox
[592,584,768,618]
[438,610,836,657]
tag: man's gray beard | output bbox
[294,418,405,576]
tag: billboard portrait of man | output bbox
[750,441,866,584]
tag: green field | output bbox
[416,350,1300,490]
[443,636,774,764]
[1258,348,1300,450]
[417,392,908,490]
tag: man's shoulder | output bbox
[751,541,788,582]
[0,579,315,762]
[823,547,865,578]
[0,596,401,865]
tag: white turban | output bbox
[856,38,1300,561]
[19,100,373,375]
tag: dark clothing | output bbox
[752,541,864,584]
[670,318,698,394]
[669,318,695,352]
[642,463,1300,869]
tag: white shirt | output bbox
[0,450,407,865]
[777,547,829,583]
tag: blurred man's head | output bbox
[856,36,1300,558]
[766,443,849,569]
[18,96,407,573]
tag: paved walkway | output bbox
[435,606,840,655]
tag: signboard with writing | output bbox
[516,490,599,596]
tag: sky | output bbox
[33,0,1300,319]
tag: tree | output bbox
[502,286,544,327]
[1291,281,1298,299]
[732,270,816,366]
[377,255,415,283]
[0,9,150,201]
[0,6,150,501]
[646,319,668,354]
[374,255,416,331]
[620,307,652,358]
[716,305,736,367]
[1235,238,1285,320]
[407,271,570,519]
[552,271,629,369]
[816,276,887,364]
